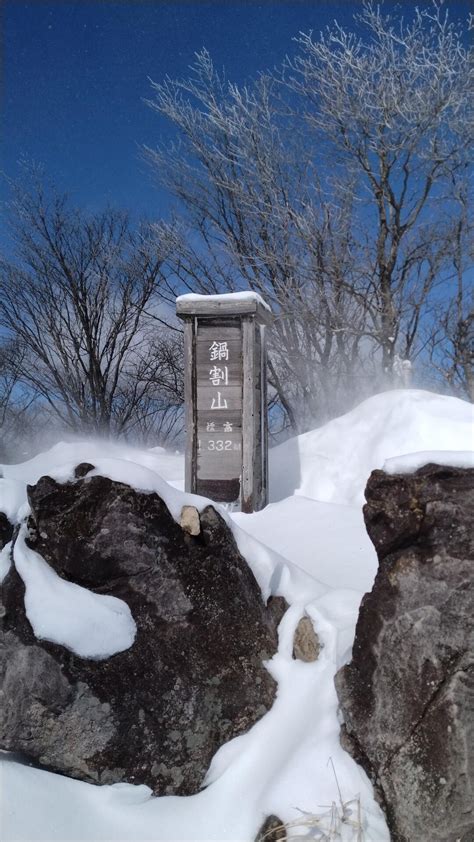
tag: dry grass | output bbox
[259,759,364,842]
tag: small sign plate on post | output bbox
[176,293,272,511]
[196,323,242,500]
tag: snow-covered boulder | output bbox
[1,470,282,795]
[336,463,474,842]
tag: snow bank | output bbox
[232,495,377,593]
[0,477,26,523]
[0,440,184,523]
[384,449,474,474]
[0,541,12,582]
[270,389,473,505]
[13,524,137,659]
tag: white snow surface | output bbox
[384,449,474,474]
[0,477,26,523]
[232,496,376,594]
[0,541,12,582]
[1,388,473,841]
[1,439,185,498]
[13,524,137,659]
[270,389,473,504]
[177,290,272,311]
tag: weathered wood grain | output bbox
[177,297,272,325]
[183,319,196,494]
[241,316,256,513]
[177,299,271,510]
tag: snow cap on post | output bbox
[176,291,272,323]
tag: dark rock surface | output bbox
[255,814,287,842]
[335,464,474,842]
[0,511,13,549]
[1,472,281,795]
[73,462,95,479]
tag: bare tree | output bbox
[287,1,472,382]
[145,52,376,431]
[144,2,472,431]
[0,176,184,442]
[427,175,474,399]
[0,338,39,461]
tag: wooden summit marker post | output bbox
[176,292,272,512]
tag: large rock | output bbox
[335,464,474,842]
[1,472,281,795]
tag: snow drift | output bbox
[270,389,473,504]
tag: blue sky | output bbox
[2,0,471,224]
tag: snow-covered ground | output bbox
[1,389,473,841]
[269,389,473,504]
